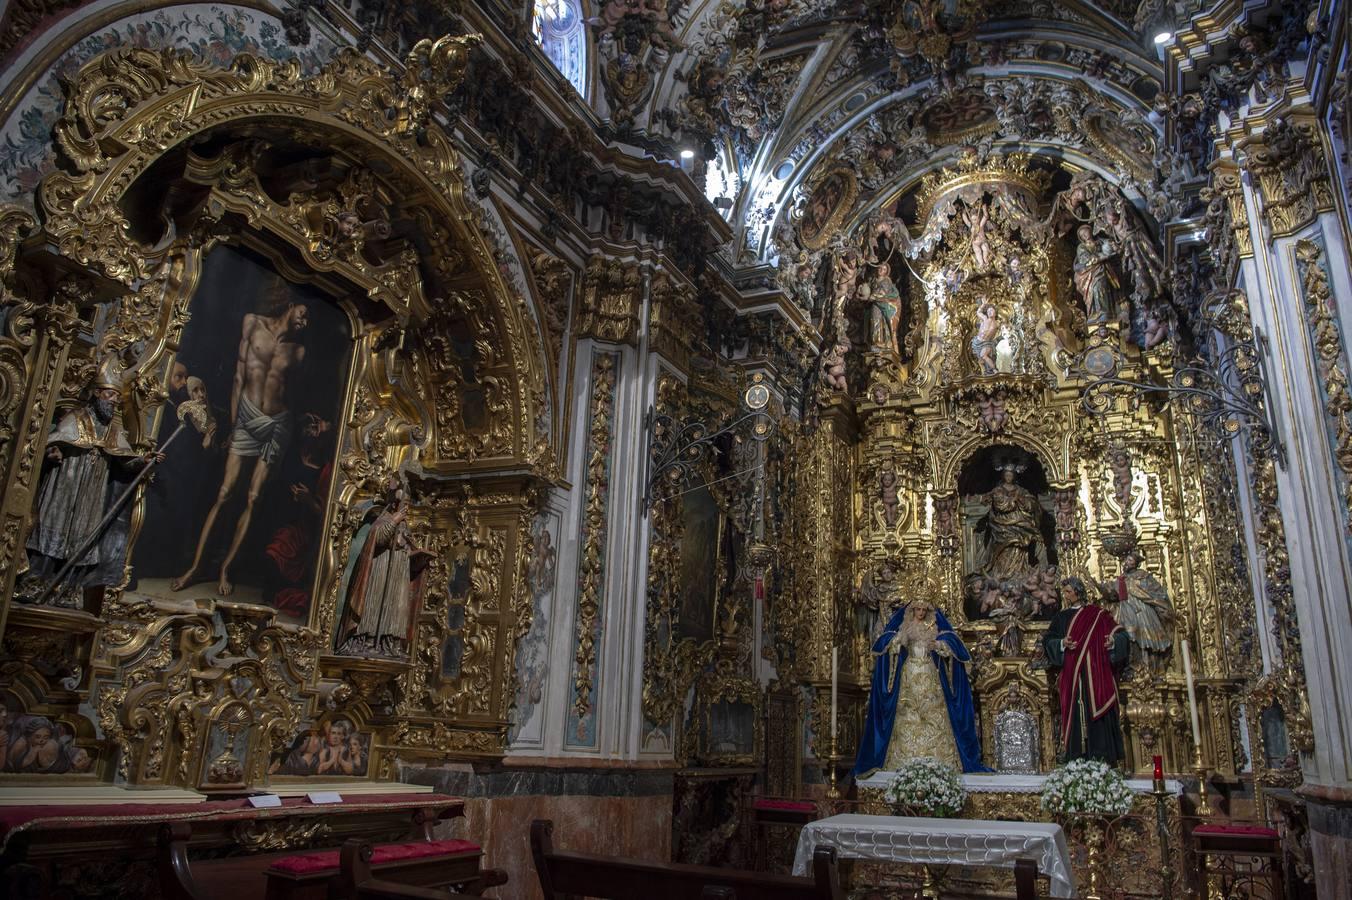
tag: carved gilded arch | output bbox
[930,425,1070,494]
[32,41,547,465]
[0,36,551,786]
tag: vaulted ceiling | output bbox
[590,1,1182,264]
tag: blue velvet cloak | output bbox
[854,605,990,776]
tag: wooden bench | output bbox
[264,837,504,898]
[2,792,464,900]
[157,821,503,900]
[530,818,844,900]
[335,840,503,900]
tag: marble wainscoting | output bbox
[1305,788,1352,900]
[402,761,675,899]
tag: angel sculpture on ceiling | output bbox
[886,0,987,83]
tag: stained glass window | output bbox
[532,0,588,97]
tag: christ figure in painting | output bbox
[173,286,310,596]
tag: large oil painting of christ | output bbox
[129,245,352,623]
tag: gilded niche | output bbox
[0,36,550,789]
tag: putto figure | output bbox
[22,352,162,606]
[173,285,310,596]
[855,601,990,776]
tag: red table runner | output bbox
[0,792,462,851]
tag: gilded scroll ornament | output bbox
[570,353,618,728]
[0,31,548,789]
[576,258,641,346]
[1239,115,1335,238]
[1294,239,1352,533]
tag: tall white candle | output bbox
[1181,639,1202,749]
[830,646,839,745]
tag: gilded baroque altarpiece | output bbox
[770,151,1273,785]
[0,37,556,789]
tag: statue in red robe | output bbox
[1044,577,1130,765]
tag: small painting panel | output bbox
[198,705,253,791]
[798,168,858,251]
[0,693,96,776]
[270,717,370,778]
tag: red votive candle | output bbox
[1153,755,1164,780]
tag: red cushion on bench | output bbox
[269,839,481,875]
[1193,824,1279,838]
[753,799,815,813]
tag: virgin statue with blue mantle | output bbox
[855,600,991,777]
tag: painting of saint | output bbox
[270,718,369,777]
[130,245,352,624]
[798,168,858,251]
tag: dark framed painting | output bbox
[798,167,858,251]
[676,484,723,643]
[130,244,354,624]
[697,682,762,766]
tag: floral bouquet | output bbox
[1040,758,1135,817]
[885,757,967,818]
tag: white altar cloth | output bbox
[855,770,1184,796]
[792,813,1077,898]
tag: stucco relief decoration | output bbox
[672,1,823,157]
[589,0,686,126]
[1295,240,1352,535]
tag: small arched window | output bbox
[532,0,588,98]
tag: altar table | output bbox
[0,792,464,899]
[791,813,1077,898]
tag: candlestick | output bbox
[1181,640,1213,816]
[1181,640,1202,748]
[830,646,838,744]
[1152,776,1176,899]
[1153,754,1163,783]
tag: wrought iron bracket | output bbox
[1082,327,1286,469]
[641,405,774,515]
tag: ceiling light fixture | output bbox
[1153,31,1173,44]
[680,149,695,160]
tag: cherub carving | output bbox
[977,389,1009,434]
[878,468,901,528]
[1107,445,1133,514]
[963,202,994,271]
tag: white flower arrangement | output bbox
[1040,758,1135,817]
[885,757,967,818]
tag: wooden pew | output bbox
[157,823,506,900]
[336,840,497,900]
[530,818,845,900]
